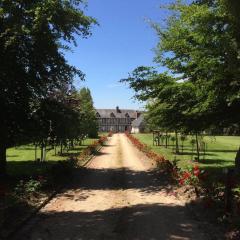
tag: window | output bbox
[125,113,130,118]
[96,112,101,118]
[110,112,116,118]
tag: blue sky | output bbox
[65,0,173,110]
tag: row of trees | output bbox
[122,0,240,164]
[0,1,97,177]
[31,87,98,162]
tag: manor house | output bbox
[96,106,144,133]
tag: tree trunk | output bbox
[175,131,179,154]
[34,144,37,161]
[165,132,168,148]
[235,147,240,172]
[60,142,63,155]
[40,143,44,162]
[40,142,46,162]
[225,168,234,213]
[43,145,46,162]
[195,133,200,161]
[0,144,7,178]
[70,140,74,149]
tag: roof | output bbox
[96,108,138,118]
[131,114,145,128]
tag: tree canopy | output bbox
[122,0,240,132]
[77,87,98,138]
[153,0,240,127]
[122,0,240,161]
[0,0,97,176]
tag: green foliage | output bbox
[77,87,98,138]
[122,1,240,168]
[0,0,97,176]
[153,0,240,128]
[14,179,43,196]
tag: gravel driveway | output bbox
[13,134,208,240]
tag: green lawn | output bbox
[134,133,240,171]
[7,138,97,177]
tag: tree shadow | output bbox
[6,160,58,178]
[5,165,211,240]
[13,147,35,151]
[206,149,237,153]
[68,167,174,195]
[59,152,82,158]
[68,146,87,151]
[100,144,116,147]
[94,151,110,156]
[6,155,19,158]
[14,204,206,240]
[199,158,234,165]
[178,151,216,156]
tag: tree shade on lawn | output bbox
[134,134,240,170]
[6,138,97,177]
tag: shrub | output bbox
[108,131,113,137]
[14,177,46,196]
[98,136,108,146]
[178,165,201,186]
[78,135,108,163]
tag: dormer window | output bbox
[96,112,101,118]
[110,112,116,118]
[125,113,130,118]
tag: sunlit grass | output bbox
[134,133,240,171]
[6,138,98,177]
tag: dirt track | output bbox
[14,134,208,240]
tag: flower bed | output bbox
[126,132,240,239]
[77,135,108,164]
[125,132,174,173]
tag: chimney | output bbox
[136,111,141,118]
[116,106,121,113]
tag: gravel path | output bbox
[14,134,208,240]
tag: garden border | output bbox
[126,132,223,240]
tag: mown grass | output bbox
[6,138,97,177]
[134,133,240,171]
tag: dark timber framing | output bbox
[96,106,141,133]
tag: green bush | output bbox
[14,179,43,196]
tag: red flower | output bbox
[182,171,191,180]
[179,179,185,185]
[125,133,166,165]
[193,165,200,177]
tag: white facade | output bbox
[131,127,140,134]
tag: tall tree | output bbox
[77,88,98,138]
[0,0,96,177]
[122,0,240,161]
[153,0,240,128]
